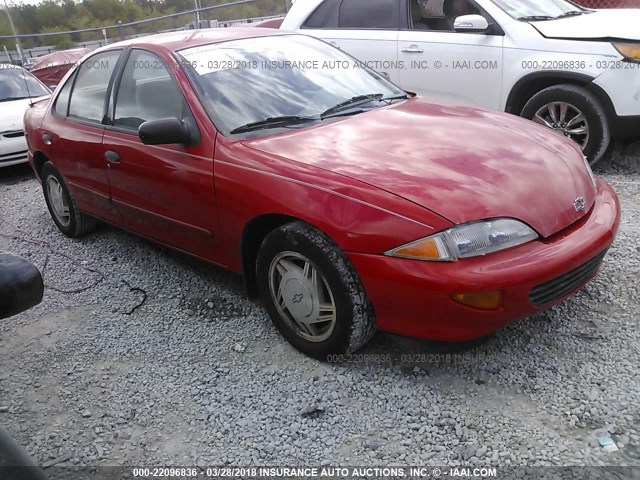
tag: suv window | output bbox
[409,0,490,32]
[303,0,340,28]
[68,50,121,122]
[339,0,398,29]
[113,50,186,131]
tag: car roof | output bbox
[97,27,291,54]
[0,63,24,70]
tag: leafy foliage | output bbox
[1,0,286,50]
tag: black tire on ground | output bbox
[41,162,97,238]
[520,84,610,165]
[256,221,376,359]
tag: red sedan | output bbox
[24,29,620,358]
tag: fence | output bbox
[0,0,288,63]
[573,0,640,7]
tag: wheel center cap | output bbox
[282,278,313,319]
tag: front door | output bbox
[398,0,504,109]
[102,49,218,260]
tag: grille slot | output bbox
[0,150,28,162]
[1,130,25,139]
[529,250,608,307]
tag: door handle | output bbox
[42,133,52,145]
[105,150,121,164]
[329,41,341,50]
[401,47,424,53]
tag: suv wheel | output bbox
[520,84,610,165]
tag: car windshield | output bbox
[0,66,50,102]
[492,0,588,20]
[178,34,406,135]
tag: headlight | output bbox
[613,42,640,63]
[386,218,538,262]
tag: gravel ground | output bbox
[0,141,639,470]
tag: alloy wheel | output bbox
[533,101,590,150]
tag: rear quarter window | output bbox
[52,71,76,118]
[302,0,341,28]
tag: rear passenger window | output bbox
[68,50,121,123]
[338,0,398,29]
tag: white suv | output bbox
[281,0,640,163]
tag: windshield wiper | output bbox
[380,93,410,103]
[0,96,31,102]
[555,10,584,18]
[230,115,316,134]
[320,93,384,119]
[518,15,554,21]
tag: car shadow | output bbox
[596,139,640,175]
[0,163,35,186]
[345,327,499,375]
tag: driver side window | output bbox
[113,50,187,131]
[410,0,482,31]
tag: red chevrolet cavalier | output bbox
[24,29,620,358]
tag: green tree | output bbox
[2,0,288,51]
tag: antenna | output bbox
[2,0,37,105]
[19,62,35,107]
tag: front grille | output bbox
[0,150,28,163]
[1,130,25,139]
[529,250,608,307]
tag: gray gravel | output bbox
[0,140,639,469]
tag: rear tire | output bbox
[41,162,96,238]
[256,222,376,360]
[520,84,610,165]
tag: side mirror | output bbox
[453,14,489,32]
[139,117,192,146]
[0,253,44,320]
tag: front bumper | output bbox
[348,178,620,341]
[593,65,640,119]
[0,134,28,168]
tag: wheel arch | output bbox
[504,72,616,122]
[240,213,303,299]
[32,151,50,180]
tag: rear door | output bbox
[43,50,123,223]
[102,48,219,260]
[398,0,504,109]
[299,0,401,83]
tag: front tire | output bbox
[520,84,610,165]
[256,222,376,359]
[41,162,96,238]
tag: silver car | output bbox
[0,64,50,168]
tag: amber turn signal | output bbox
[393,238,441,259]
[452,291,503,310]
[613,43,640,62]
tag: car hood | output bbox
[530,9,640,41]
[243,99,596,238]
[0,98,31,133]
